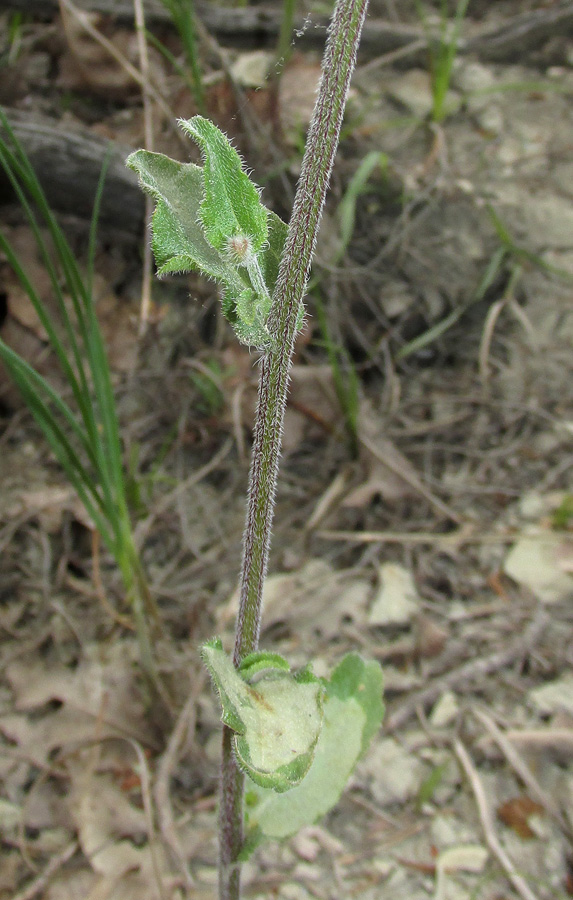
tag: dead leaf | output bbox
[219,559,371,640]
[497,796,545,839]
[415,614,449,659]
[368,563,419,627]
[1,484,75,533]
[343,399,424,506]
[504,532,573,604]
[283,364,341,453]
[435,844,488,900]
[529,674,573,718]
[93,274,139,373]
[2,226,54,339]
[4,643,153,750]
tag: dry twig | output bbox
[12,841,78,900]
[385,608,548,731]
[454,739,540,900]
[133,0,154,334]
[154,685,204,888]
[473,708,571,836]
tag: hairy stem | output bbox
[218,0,370,897]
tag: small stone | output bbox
[380,282,414,318]
[431,813,476,848]
[362,738,426,805]
[230,51,272,88]
[386,69,434,118]
[454,61,497,95]
[475,104,504,135]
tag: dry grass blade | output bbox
[472,708,571,836]
[155,684,204,887]
[133,0,154,335]
[12,841,78,900]
[126,737,167,900]
[454,738,540,900]
[58,0,185,149]
[359,433,463,525]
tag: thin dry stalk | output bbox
[126,737,167,900]
[480,727,573,755]
[134,438,232,546]
[12,841,78,900]
[385,608,548,731]
[317,527,561,546]
[359,433,462,524]
[454,738,540,900]
[59,0,185,147]
[479,297,506,384]
[133,0,155,334]
[155,688,203,888]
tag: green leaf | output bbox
[126,135,292,350]
[179,116,268,254]
[327,652,384,755]
[126,149,246,286]
[242,654,384,854]
[202,639,324,792]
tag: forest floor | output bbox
[1,1,573,898]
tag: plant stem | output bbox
[218,0,370,896]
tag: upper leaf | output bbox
[126,150,247,289]
[126,139,291,350]
[179,116,268,254]
[202,639,324,793]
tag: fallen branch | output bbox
[0,0,571,63]
[0,109,144,234]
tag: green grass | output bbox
[0,109,164,703]
[336,150,388,263]
[415,0,470,123]
[314,296,360,455]
[157,0,206,114]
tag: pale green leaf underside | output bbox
[202,640,323,792]
[126,149,246,289]
[244,694,364,841]
[242,654,384,852]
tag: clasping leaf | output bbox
[242,654,384,854]
[202,639,324,793]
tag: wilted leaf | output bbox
[435,844,488,900]
[368,563,419,627]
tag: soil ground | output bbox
[0,1,572,898]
